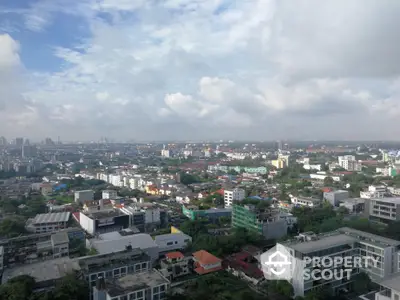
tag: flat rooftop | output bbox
[85,210,125,219]
[283,227,400,254]
[105,270,170,297]
[2,257,80,284]
[369,197,400,204]
[339,227,400,247]
[377,272,400,293]
[32,212,71,224]
[91,233,157,254]
[283,232,357,254]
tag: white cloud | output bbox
[4,0,400,140]
[0,34,20,67]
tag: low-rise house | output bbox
[192,250,222,275]
[224,251,265,285]
[160,251,192,280]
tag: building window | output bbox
[167,242,173,246]
[137,291,143,298]
[106,271,112,277]
[153,295,160,300]
[142,262,147,269]
[129,293,136,300]
[160,285,165,292]
[153,286,159,293]
[113,269,120,276]
[135,264,141,272]
[121,296,128,300]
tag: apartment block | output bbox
[279,227,400,297]
[160,251,192,280]
[224,188,245,207]
[26,212,71,233]
[323,190,349,207]
[232,204,287,240]
[93,269,170,300]
[291,197,321,208]
[364,197,400,223]
[75,190,94,204]
[78,246,152,297]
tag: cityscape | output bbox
[0,138,400,300]
[2,1,400,300]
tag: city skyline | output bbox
[1,1,400,140]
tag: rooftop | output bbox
[91,233,158,255]
[51,231,69,245]
[165,251,184,260]
[282,227,400,254]
[193,250,221,265]
[282,232,357,254]
[105,270,170,297]
[2,257,80,284]
[377,273,400,293]
[338,227,400,247]
[369,197,400,204]
[154,233,191,242]
[84,210,125,219]
[32,212,71,225]
[78,247,149,272]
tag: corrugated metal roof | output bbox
[32,212,71,225]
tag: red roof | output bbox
[225,251,264,279]
[165,251,184,260]
[321,187,333,193]
[214,189,224,196]
[194,265,222,275]
[193,250,222,265]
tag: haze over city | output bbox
[1,0,400,141]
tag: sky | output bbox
[1,0,400,141]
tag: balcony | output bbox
[375,289,391,300]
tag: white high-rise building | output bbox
[224,188,245,207]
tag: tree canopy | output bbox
[0,273,88,300]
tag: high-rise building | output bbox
[232,203,287,240]
[279,227,400,297]
[15,138,24,146]
[45,138,54,145]
[224,188,245,207]
[0,137,7,146]
[22,145,37,158]
[277,140,283,150]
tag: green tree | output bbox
[352,272,373,295]
[323,176,334,186]
[0,216,27,238]
[0,275,35,300]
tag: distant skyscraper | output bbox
[22,145,37,158]
[24,139,30,145]
[0,136,7,146]
[15,137,24,146]
[45,138,54,145]
[277,140,283,150]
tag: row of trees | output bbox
[291,204,400,240]
[0,273,88,300]
[167,273,267,300]
[179,220,264,257]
